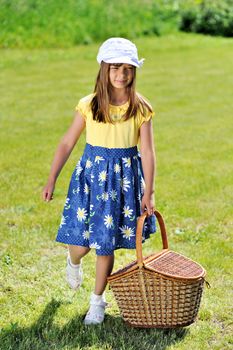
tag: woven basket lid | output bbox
[145,250,206,280]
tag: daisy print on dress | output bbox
[122,157,131,168]
[95,155,105,164]
[98,170,107,183]
[101,192,109,201]
[64,198,70,210]
[90,173,95,183]
[122,205,133,218]
[72,187,80,195]
[120,225,135,240]
[140,177,146,193]
[110,189,117,201]
[96,191,109,201]
[120,176,131,192]
[89,242,101,250]
[143,221,148,231]
[104,214,114,229]
[114,163,121,173]
[83,230,90,240]
[85,159,93,169]
[59,215,67,228]
[77,207,88,222]
[75,161,83,176]
[84,183,90,195]
[82,223,94,240]
[89,204,95,217]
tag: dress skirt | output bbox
[56,143,156,255]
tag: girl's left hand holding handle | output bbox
[42,180,55,202]
[141,192,155,216]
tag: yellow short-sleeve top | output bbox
[75,93,154,149]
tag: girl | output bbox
[42,37,156,325]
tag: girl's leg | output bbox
[94,254,114,295]
[66,245,90,290]
[84,254,114,325]
[68,245,90,264]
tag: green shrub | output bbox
[179,0,233,37]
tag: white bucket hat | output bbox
[97,37,144,68]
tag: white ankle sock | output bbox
[69,259,81,268]
[91,292,106,302]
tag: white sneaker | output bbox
[66,256,83,290]
[84,292,107,325]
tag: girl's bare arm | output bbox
[42,111,85,201]
[139,119,156,214]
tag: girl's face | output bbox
[109,63,134,90]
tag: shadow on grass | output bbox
[0,299,189,350]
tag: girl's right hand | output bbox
[42,180,55,202]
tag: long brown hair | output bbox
[91,62,153,123]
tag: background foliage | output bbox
[0,0,179,48]
[0,0,232,49]
[179,0,233,37]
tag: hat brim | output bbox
[102,56,144,68]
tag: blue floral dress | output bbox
[56,94,156,255]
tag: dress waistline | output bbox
[83,143,139,159]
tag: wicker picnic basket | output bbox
[107,210,206,328]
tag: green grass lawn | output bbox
[0,33,232,350]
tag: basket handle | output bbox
[136,210,168,268]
